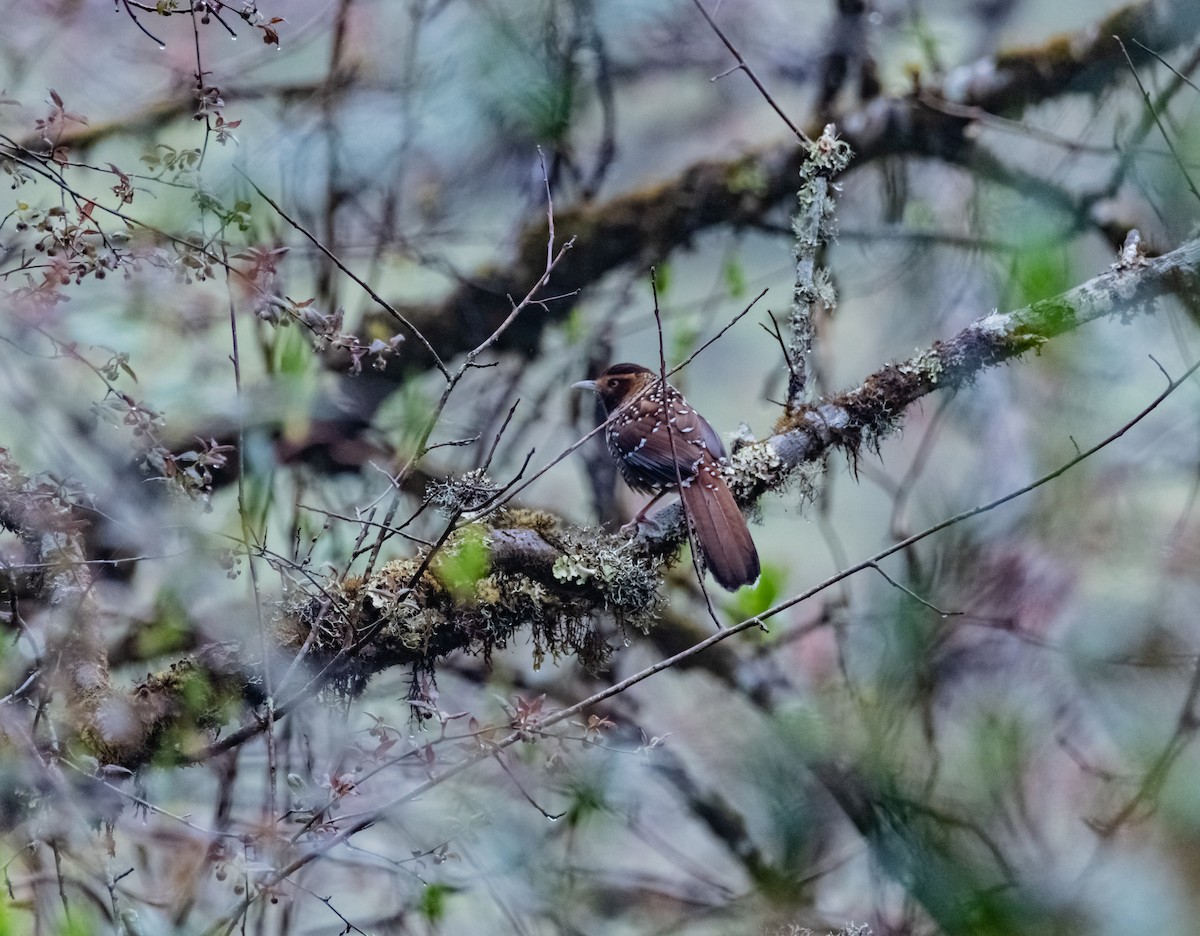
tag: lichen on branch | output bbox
[277,509,663,689]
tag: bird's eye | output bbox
[607,379,619,388]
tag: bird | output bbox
[573,363,760,591]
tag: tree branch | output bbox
[369,0,1200,377]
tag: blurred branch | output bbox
[368,0,1200,377]
[0,451,104,737]
[0,451,253,773]
[1093,634,1200,836]
[11,78,360,155]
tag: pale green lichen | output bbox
[552,554,600,586]
[426,468,500,516]
[551,536,662,618]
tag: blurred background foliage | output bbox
[1,0,1200,933]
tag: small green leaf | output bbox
[723,254,746,298]
[727,563,783,623]
[652,263,671,298]
[564,776,608,827]
[1012,244,1071,306]
[393,382,435,457]
[419,882,456,923]
[434,526,490,600]
[272,324,311,377]
[139,589,192,657]
[670,318,699,371]
[563,305,586,344]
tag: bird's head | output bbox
[572,363,656,412]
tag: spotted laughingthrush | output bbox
[573,363,760,591]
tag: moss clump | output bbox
[281,522,663,689]
[497,507,559,534]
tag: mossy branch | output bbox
[635,235,1200,558]
[788,125,852,409]
[0,453,251,772]
[276,513,663,687]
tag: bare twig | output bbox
[118,0,166,46]
[221,245,279,829]
[1114,35,1200,206]
[669,288,768,374]
[868,561,962,617]
[651,269,722,629]
[237,171,450,377]
[688,0,811,145]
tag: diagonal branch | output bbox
[640,234,1200,553]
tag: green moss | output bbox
[432,525,490,601]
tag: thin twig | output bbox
[1131,36,1200,94]
[119,0,166,46]
[1114,35,1200,206]
[887,397,953,542]
[668,287,768,375]
[236,170,450,377]
[221,246,278,827]
[492,751,565,820]
[481,400,521,472]
[868,561,962,617]
[651,268,723,629]
[465,155,575,360]
[282,880,370,936]
[688,0,811,145]
[760,309,798,395]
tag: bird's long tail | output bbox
[679,465,760,591]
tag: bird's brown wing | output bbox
[611,395,718,491]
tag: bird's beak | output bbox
[572,379,599,392]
